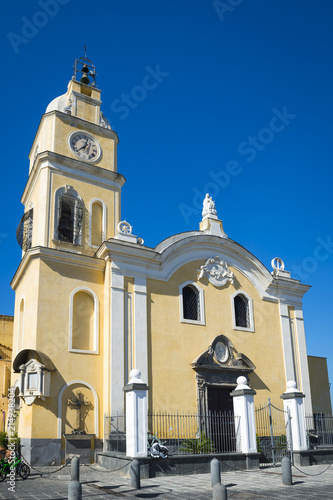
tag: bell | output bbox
[80,74,90,84]
[80,64,90,84]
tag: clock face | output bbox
[214,341,229,364]
[69,132,101,162]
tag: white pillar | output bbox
[281,380,307,451]
[110,271,125,414]
[123,369,149,458]
[294,308,313,416]
[133,277,148,386]
[279,303,297,384]
[231,376,257,454]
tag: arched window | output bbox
[183,285,199,320]
[179,282,205,325]
[69,288,99,353]
[90,199,106,247]
[232,292,254,331]
[54,186,83,245]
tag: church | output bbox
[9,55,328,465]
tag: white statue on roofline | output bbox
[202,193,217,218]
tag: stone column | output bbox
[281,380,307,451]
[231,376,257,454]
[123,369,149,458]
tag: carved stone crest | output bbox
[198,257,234,287]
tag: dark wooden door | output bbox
[207,386,235,452]
[207,386,233,414]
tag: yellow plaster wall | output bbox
[28,259,104,439]
[12,259,41,359]
[308,356,332,414]
[50,112,116,172]
[0,315,14,349]
[148,260,286,412]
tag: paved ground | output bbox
[0,461,333,499]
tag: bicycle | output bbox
[0,448,30,481]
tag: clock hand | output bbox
[76,139,89,152]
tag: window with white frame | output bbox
[179,282,205,325]
[231,291,254,331]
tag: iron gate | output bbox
[255,399,292,467]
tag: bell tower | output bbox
[11,56,125,465]
[17,54,124,256]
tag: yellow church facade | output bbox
[11,56,315,465]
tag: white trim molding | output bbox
[69,286,99,354]
[57,380,99,438]
[231,290,255,332]
[179,281,205,325]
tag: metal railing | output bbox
[148,410,240,455]
[104,412,126,453]
[306,414,333,449]
[104,410,241,455]
[255,399,292,467]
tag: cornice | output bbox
[71,90,102,107]
[267,278,311,301]
[29,110,119,159]
[11,246,105,289]
[22,151,126,205]
[97,233,311,302]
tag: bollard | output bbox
[210,458,221,487]
[68,457,82,500]
[213,482,227,500]
[130,459,140,489]
[281,456,292,486]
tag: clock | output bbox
[214,341,229,364]
[68,131,101,162]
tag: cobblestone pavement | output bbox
[0,462,333,499]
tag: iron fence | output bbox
[104,411,241,455]
[104,412,126,453]
[306,414,333,449]
[148,410,240,455]
[255,399,292,467]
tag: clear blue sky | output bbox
[1,1,333,400]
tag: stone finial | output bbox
[128,369,142,384]
[235,376,250,390]
[271,257,291,278]
[285,380,299,393]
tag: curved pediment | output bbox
[191,335,256,373]
[13,349,56,373]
